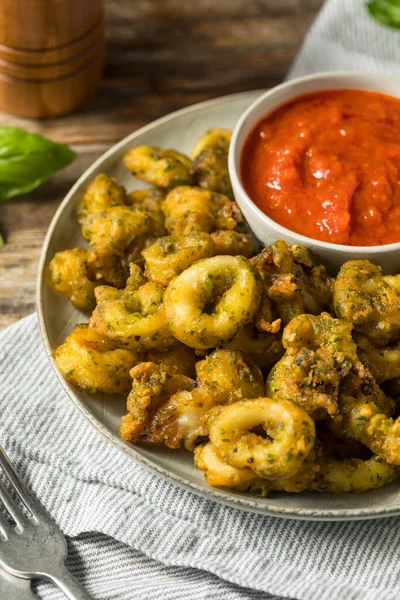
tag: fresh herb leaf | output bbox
[0,232,4,248]
[0,127,76,201]
[367,0,400,29]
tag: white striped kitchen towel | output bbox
[3,1,400,598]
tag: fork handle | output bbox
[45,565,91,600]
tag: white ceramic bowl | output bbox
[229,71,400,273]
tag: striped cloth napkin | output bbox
[2,2,400,598]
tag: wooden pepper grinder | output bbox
[0,0,105,118]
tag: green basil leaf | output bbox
[0,232,4,248]
[0,127,76,201]
[367,0,400,29]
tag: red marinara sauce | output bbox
[241,89,400,246]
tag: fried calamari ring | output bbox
[207,397,315,479]
[251,240,333,325]
[123,145,193,188]
[89,277,176,351]
[162,186,243,237]
[142,233,214,287]
[78,174,126,224]
[267,313,361,419]
[309,456,398,493]
[356,334,400,383]
[49,248,97,312]
[334,260,400,347]
[164,255,261,349]
[54,324,139,395]
[210,230,256,258]
[146,349,263,450]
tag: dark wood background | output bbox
[0,0,323,330]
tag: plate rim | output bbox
[37,89,400,521]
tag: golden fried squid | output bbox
[356,334,400,383]
[89,264,176,351]
[164,255,262,349]
[205,397,315,479]
[195,442,318,494]
[142,232,214,286]
[146,349,264,450]
[337,372,400,465]
[82,206,156,288]
[162,186,243,237]
[251,240,333,327]
[309,457,398,493]
[119,344,197,443]
[49,248,97,312]
[210,230,256,258]
[54,325,139,395]
[123,145,193,188]
[334,260,400,347]
[78,174,126,224]
[190,128,233,198]
[267,313,363,419]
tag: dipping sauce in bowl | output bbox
[241,89,400,246]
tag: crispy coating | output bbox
[164,255,262,349]
[125,188,166,236]
[356,334,400,383]
[309,456,398,493]
[210,230,257,258]
[120,362,194,443]
[49,248,97,312]
[146,389,213,449]
[196,349,264,405]
[78,174,126,224]
[267,313,362,419]
[146,349,263,450]
[53,324,139,395]
[191,128,232,158]
[334,260,400,347]
[126,187,166,211]
[224,325,284,370]
[194,442,259,490]
[338,372,400,465]
[146,344,197,378]
[123,145,193,188]
[251,240,333,326]
[162,186,243,237]
[89,274,176,351]
[190,148,233,198]
[206,397,315,479]
[82,206,154,287]
[190,128,232,199]
[195,443,318,494]
[142,233,214,286]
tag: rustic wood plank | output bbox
[0,0,324,329]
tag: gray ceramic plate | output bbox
[37,91,400,521]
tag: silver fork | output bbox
[0,445,91,599]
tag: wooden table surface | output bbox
[0,0,323,330]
